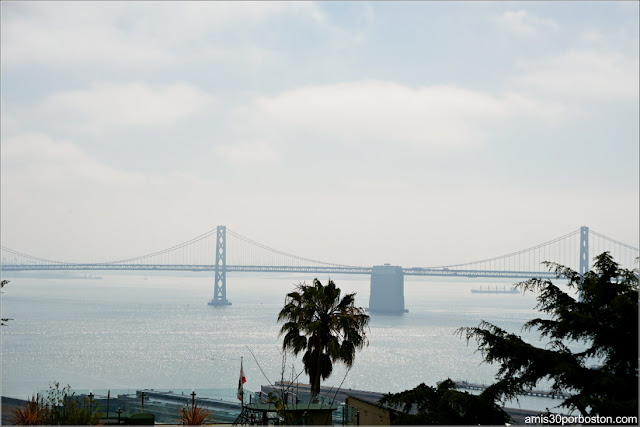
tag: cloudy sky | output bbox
[1,1,638,267]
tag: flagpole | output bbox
[238,355,247,415]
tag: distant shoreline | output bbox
[0,272,103,280]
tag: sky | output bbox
[1,1,638,268]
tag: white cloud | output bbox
[1,132,637,267]
[1,4,170,67]
[214,140,281,167]
[495,10,558,35]
[0,110,20,135]
[1,131,146,193]
[186,182,639,268]
[38,82,213,133]
[242,80,565,150]
[580,30,607,45]
[0,2,329,68]
[0,132,220,260]
[517,50,639,99]
[1,2,636,271]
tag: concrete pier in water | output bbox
[368,264,408,314]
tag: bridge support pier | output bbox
[208,225,232,306]
[368,264,407,314]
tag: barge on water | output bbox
[471,286,519,294]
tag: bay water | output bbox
[1,272,575,412]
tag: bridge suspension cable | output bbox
[429,229,582,270]
[423,228,638,273]
[589,229,639,251]
[588,229,639,270]
[1,226,637,273]
[101,228,219,265]
[1,245,71,265]
[226,228,355,268]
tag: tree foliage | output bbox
[11,382,104,425]
[277,279,370,398]
[458,252,638,417]
[1,280,13,325]
[379,379,510,425]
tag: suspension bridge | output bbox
[1,226,637,313]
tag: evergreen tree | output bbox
[458,252,638,417]
[379,379,510,425]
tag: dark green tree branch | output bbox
[457,252,638,417]
[379,379,510,425]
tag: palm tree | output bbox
[277,279,370,400]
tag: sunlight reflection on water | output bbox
[1,273,576,412]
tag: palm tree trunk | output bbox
[312,348,322,402]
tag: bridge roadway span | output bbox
[2,263,558,280]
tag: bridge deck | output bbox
[2,264,559,279]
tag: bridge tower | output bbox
[577,226,590,302]
[579,226,589,275]
[368,264,408,314]
[208,225,232,306]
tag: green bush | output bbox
[35,382,103,425]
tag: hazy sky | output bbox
[1,1,638,268]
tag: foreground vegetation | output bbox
[1,280,12,325]
[278,278,370,400]
[176,400,214,425]
[381,252,638,424]
[459,252,638,417]
[10,383,102,425]
[380,379,509,424]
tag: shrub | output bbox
[9,395,47,425]
[176,401,214,425]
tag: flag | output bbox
[237,356,246,401]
